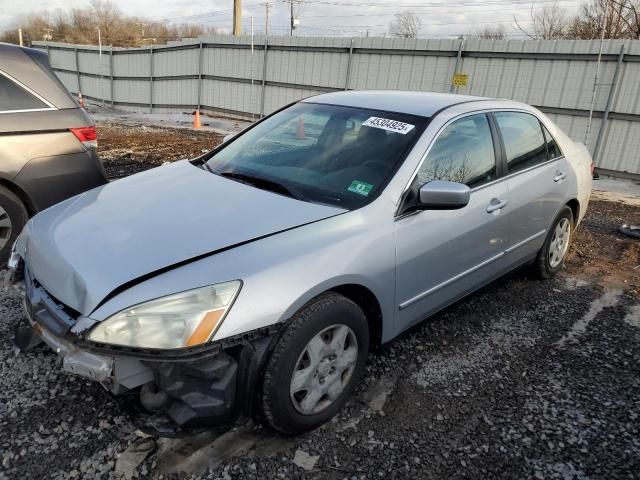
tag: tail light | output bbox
[70,126,97,149]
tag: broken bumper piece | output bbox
[17,264,278,429]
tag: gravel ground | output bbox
[97,122,222,179]
[0,125,639,479]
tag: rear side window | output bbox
[495,112,547,174]
[417,113,496,189]
[542,124,562,159]
[0,73,48,112]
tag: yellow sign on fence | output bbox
[452,73,469,87]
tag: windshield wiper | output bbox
[218,171,306,201]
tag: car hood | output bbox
[20,161,344,315]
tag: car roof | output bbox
[303,90,493,118]
[0,42,76,109]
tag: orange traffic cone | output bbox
[78,92,85,108]
[296,115,305,139]
[193,110,201,129]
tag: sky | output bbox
[0,0,585,38]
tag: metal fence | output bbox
[34,36,640,177]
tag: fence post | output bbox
[149,45,154,113]
[74,47,81,96]
[197,41,203,111]
[109,46,114,108]
[260,38,268,118]
[450,37,464,94]
[593,44,625,165]
[345,38,354,91]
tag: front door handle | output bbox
[486,198,508,213]
[554,171,567,182]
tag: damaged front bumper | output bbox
[14,263,279,430]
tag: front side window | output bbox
[206,102,427,209]
[495,112,547,174]
[0,73,48,112]
[417,113,496,189]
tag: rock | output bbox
[292,450,319,471]
[114,438,156,480]
[361,376,397,413]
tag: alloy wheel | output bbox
[0,206,12,252]
[549,217,571,268]
[289,324,359,415]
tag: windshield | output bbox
[205,102,428,209]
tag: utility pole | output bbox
[136,22,145,42]
[290,0,294,36]
[233,0,242,36]
[18,28,23,46]
[265,0,271,37]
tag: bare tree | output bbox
[90,0,121,44]
[514,2,569,39]
[0,1,223,47]
[472,25,506,39]
[389,11,422,38]
[567,0,640,39]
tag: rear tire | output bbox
[533,206,574,279]
[261,293,369,435]
[0,186,28,264]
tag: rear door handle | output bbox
[486,198,508,213]
[554,171,567,182]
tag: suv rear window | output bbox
[0,73,48,112]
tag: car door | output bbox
[395,113,511,333]
[492,111,570,262]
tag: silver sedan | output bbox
[10,90,592,434]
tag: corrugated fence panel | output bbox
[613,61,640,116]
[267,49,348,89]
[113,52,150,77]
[114,79,150,106]
[201,78,261,116]
[598,119,640,174]
[203,45,260,80]
[77,51,103,76]
[54,70,78,95]
[154,48,199,77]
[48,48,76,71]
[263,85,326,114]
[79,75,111,102]
[153,78,198,106]
[33,37,640,176]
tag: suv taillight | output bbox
[70,126,97,149]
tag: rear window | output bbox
[494,111,548,174]
[0,73,48,112]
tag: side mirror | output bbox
[223,133,236,143]
[418,180,470,209]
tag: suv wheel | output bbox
[261,293,369,434]
[0,186,28,264]
[534,206,574,278]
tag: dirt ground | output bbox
[566,198,640,295]
[1,122,639,480]
[97,123,222,179]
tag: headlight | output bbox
[87,281,241,349]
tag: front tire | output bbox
[261,293,369,434]
[0,186,28,264]
[534,206,574,278]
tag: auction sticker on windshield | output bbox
[362,117,415,134]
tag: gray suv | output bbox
[0,43,107,261]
